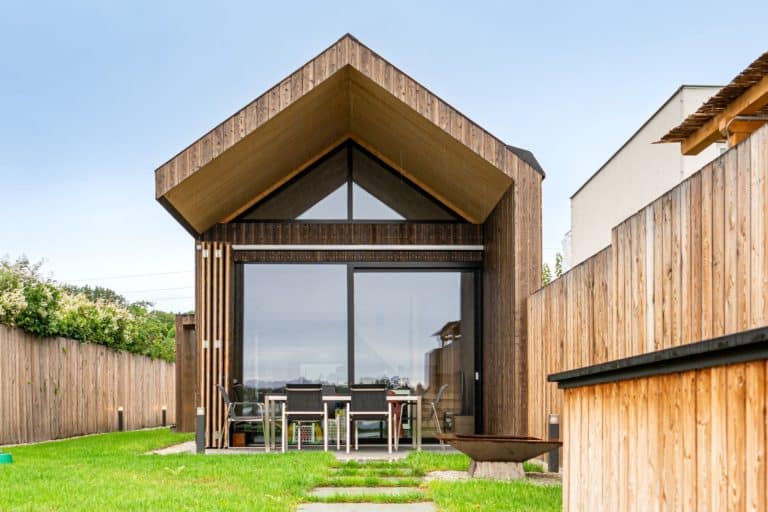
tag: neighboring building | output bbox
[568,85,724,266]
[156,34,544,448]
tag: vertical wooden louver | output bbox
[196,241,232,448]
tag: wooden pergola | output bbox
[660,51,768,154]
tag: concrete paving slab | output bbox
[149,441,195,455]
[309,487,422,497]
[298,504,436,512]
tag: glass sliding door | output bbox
[241,264,348,399]
[353,270,477,440]
[237,263,479,444]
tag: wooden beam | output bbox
[682,74,768,155]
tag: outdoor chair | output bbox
[347,384,392,454]
[282,384,328,452]
[393,383,448,450]
[429,384,449,448]
[217,383,264,448]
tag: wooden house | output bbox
[156,35,544,448]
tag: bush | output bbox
[0,258,177,362]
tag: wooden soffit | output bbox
[659,51,768,155]
[155,34,543,234]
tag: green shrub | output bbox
[0,257,177,362]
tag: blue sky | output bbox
[1,1,765,311]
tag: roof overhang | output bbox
[660,51,768,155]
[154,35,542,235]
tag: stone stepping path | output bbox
[298,505,436,512]
[299,460,436,512]
[310,487,423,497]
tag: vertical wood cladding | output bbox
[562,361,767,511]
[527,125,768,447]
[484,162,543,435]
[174,314,197,433]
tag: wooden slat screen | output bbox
[197,241,232,448]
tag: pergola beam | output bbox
[681,74,768,155]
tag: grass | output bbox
[430,480,562,512]
[0,430,561,511]
[0,429,332,511]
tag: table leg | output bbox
[271,400,277,451]
[264,398,270,452]
[417,398,422,451]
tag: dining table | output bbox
[263,393,422,452]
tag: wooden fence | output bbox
[0,325,176,445]
[563,359,767,511]
[528,124,768,441]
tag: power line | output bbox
[120,286,193,294]
[65,270,194,283]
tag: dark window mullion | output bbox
[347,264,355,385]
[347,143,353,221]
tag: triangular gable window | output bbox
[239,141,460,222]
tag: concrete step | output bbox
[309,486,423,498]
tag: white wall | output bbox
[569,86,724,266]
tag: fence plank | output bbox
[0,325,175,445]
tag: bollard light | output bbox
[117,406,125,432]
[161,406,167,427]
[195,407,205,454]
[548,414,560,473]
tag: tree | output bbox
[541,252,565,286]
[541,262,552,286]
[554,253,564,278]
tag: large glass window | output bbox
[238,142,460,221]
[241,264,348,398]
[238,264,478,440]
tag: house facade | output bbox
[156,35,544,448]
[567,85,724,266]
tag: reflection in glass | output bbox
[354,272,475,438]
[241,265,347,398]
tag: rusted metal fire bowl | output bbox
[436,433,561,463]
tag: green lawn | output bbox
[0,429,561,511]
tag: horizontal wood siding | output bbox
[562,360,768,511]
[0,325,175,445]
[201,222,483,245]
[234,250,482,264]
[528,124,768,442]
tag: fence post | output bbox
[195,407,206,454]
[548,414,560,473]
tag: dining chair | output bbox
[346,384,392,454]
[217,383,264,448]
[282,384,327,452]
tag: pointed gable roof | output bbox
[154,34,544,234]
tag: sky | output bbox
[1,1,766,312]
